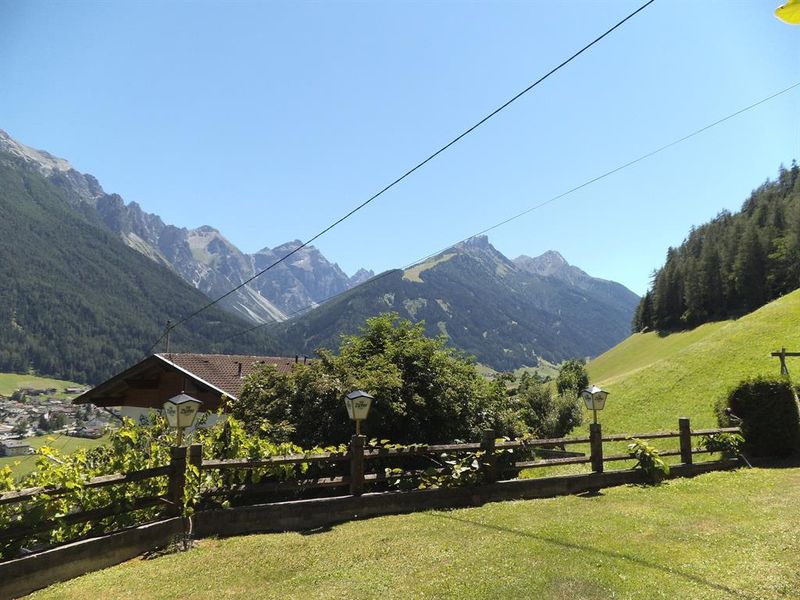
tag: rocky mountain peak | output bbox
[459,235,491,250]
[0,129,73,175]
[515,250,570,277]
[350,268,375,285]
[453,235,516,276]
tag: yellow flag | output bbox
[776,0,800,24]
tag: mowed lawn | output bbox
[30,466,800,600]
[0,435,107,480]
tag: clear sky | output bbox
[1,1,798,295]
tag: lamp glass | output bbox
[581,386,609,411]
[581,390,595,410]
[344,391,373,421]
[163,394,202,428]
[164,402,179,427]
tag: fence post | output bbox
[481,429,497,484]
[349,435,365,496]
[187,444,203,488]
[679,417,693,465]
[168,446,188,516]
[589,423,603,473]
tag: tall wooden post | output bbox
[481,429,497,484]
[678,417,693,465]
[168,445,188,516]
[780,347,789,376]
[589,423,603,473]
[349,435,365,496]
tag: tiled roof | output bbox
[1,440,32,448]
[156,353,303,400]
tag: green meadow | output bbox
[585,289,800,434]
[0,373,84,399]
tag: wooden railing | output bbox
[0,465,172,546]
[0,418,740,557]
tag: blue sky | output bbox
[1,1,798,295]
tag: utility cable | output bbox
[216,80,800,343]
[148,0,658,351]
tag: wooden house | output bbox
[73,353,303,420]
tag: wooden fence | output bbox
[0,417,739,550]
[0,417,742,597]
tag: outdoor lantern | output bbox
[580,385,609,424]
[344,390,374,436]
[163,393,203,446]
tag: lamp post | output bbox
[581,385,609,425]
[163,393,203,446]
[343,390,374,436]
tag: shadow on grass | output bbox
[299,524,334,536]
[429,512,756,599]
[748,455,800,469]
[576,489,605,498]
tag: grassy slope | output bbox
[0,373,84,398]
[586,289,800,434]
[30,466,800,600]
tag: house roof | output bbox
[1,440,32,448]
[73,353,304,410]
[155,353,300,400]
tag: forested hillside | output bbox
[0,152,275,383]
[633,163,800,331]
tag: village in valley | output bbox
[0,385,108,457]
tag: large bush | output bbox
[232,313,582,446]
[716,376,800,457]
[517,372,583,439]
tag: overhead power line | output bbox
[147,0,658,352]
[217,80,800,344]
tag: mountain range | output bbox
[0,129,639,378]
[271,236,639,370]
[0,141,277,383]
[0,129,372,325]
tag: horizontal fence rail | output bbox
[0,465,171,506]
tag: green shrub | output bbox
[716,376,800,457]
[627,438,670,483]
[701,433,744,457]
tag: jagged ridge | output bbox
[0,129,373,325]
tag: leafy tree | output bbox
[517,372,582,439]
[555,359,589,398]
[234,314,582,446]
[235,314,514,445]
[37,414,50,431]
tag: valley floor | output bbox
[30,465,799,600]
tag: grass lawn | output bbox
[0,434,107,480]
[0,373,85,399]
[29,465,800,599]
